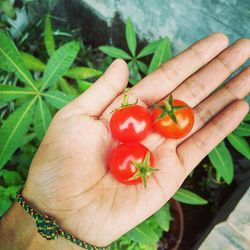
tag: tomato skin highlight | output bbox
[108,143,154,185]
[152,100,194,139]
[110,105,152,143]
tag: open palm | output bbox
[23,33,250,247]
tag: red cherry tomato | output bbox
[108,143,156,187]
[152,98,194,139]
[110,103,152,143]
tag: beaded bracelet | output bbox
[16,189,110,250]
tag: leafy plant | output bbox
[173,188,208,205]
[208,113,250,184]
[111,188,207,250]
[0,0,16,28]
[100,16,250,249]
[99,17,171,85]
[101,18,250,188]
[0,169,24,216]
[0,16,209,249]
[0,12,248,249]
[0,15,102,169]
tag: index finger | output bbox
[129,33,229,106]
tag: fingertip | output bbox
[239,99,250,113]
[228,99,249,124]
[210,32,229,47]
[110,58,129,78]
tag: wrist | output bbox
[0,202,83,250]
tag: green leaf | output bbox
[20,133,36,148]
[0,98,37,169]
[99,46,132,59]
[65,67,102,79]
[150,203,171,231]
[42,90,74,109]
[0,32,37,91]
[148,38,172,74]
[136,61,148,75]
[126,223,159,245]
[208,141,234,184]
[129,78,139,85]
[21,52,46,72]
[234,122,250,137]
[58,78,78,96]
[126,17,137,57]
[77,79,92,92]
[173,188,208,205]
[128,61,133,70]
[0,194,12,217]
[140,244,157,250]
[243,113,250,121]
[6,185,21,199]
[0,170,23,186]
[129,62,141,85]
[0,85,36,104]
[41,41,80,91]
[34,97,52,141]
[44,14,56,57]
[0,0,16,19]
[227,133,250,160]
[137,39,163,58]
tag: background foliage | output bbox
[0,2,249,249]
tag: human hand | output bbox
[23,33,250,247]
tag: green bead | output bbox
[36,216,59,240]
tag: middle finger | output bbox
[171,38,250,107]
[129,33,229,106]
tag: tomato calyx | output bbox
[110,94,138,114]
[121,94,138,108]
[154,95,188,123]
[129,151,158,188]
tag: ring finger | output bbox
[176,65,250,145]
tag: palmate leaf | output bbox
[208,141,234,184]
[0,32,37,91]
[173,188,208,205]
[21,52,46,72]
[65,67,102,80]
[227,133,250,160]
[137,61,148,75]
[0,85,36,104]
[129,62,141,85]
[148,38,172,74]
[21,52,101,81]
[126,17,137,57]
[42,90,74,109]
[34,97,52,141]
[137,39,163,58]
[41,41,80,91]
[44,14,56,57]
[0,97,37,169]
[99,46,132,59]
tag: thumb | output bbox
[70,59,129,116]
